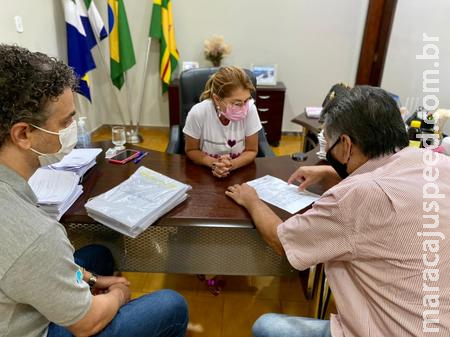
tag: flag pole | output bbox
[131,37,153,143]
[92,39,128,126]
[83,7,127,127]
[124,71,141,143]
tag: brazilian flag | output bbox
[108,0,136,89]
[150,0,179,93]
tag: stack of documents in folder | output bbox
[85,166,191,238]
[29,168,83,220]
[49,148,102,178]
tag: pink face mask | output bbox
[219,99,253,121]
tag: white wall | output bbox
[0,0,106,131]
[382,0,450,134]
[0,0,65,57]
[0,0,368,133]
[173,0,368,132]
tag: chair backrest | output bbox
[177,67,257,153]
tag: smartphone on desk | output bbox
[108,149,141,164]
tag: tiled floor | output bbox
[123,273,314,337]
[91,126,333,337]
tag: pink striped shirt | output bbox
[278,147,450,336]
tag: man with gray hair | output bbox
[0,44,188,337]
[226,85,450,336]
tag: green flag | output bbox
[150,0,179,93]
[108,0,136,89]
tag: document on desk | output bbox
[29,168,83,220]
[49,148,102,177]
[29,168,79,204]
[246,175,320,214]
[85,166,192,238]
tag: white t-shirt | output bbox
[183,99,262,158]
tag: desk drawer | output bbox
[257,106,281,123]
[255,91,285,104]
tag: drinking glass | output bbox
[112,126,126,151]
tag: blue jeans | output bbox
[47,245,188,337]
[252,314,331,337]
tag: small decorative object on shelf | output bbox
[182,61,199,71]
[421,109,436,130]
[204,35,231,67]
[251,64,277,86]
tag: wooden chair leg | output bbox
[313,265,325,318]
[306,265,317,300]
[320,277,331,319]
[298,265,318,300]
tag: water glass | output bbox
[112,126,126,151]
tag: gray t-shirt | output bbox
[0,165,92,337]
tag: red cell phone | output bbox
[108,149,141,164]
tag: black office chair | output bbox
[166,67,275,157]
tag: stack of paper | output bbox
[247,175,320,214]
[85,166,191,238]
[305,107,322,119]
[49,148,102,177]
[29,168,83,220]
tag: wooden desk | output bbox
[291,112,322,135]
[63,142,322,275]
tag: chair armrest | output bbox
[166,125,180,154]
[257,128,275,157]
[304,131,318,152]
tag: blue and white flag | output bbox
[80,0,108,49]
[62,0,102,101]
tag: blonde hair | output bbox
[200,66,255,101]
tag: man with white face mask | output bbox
[29,120,78,167]
[0,45,188,337]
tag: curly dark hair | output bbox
[0,44,77,148]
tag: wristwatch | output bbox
[88,272,98,289]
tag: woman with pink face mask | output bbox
[183,66,262,178]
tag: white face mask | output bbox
[30,120,78,166]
